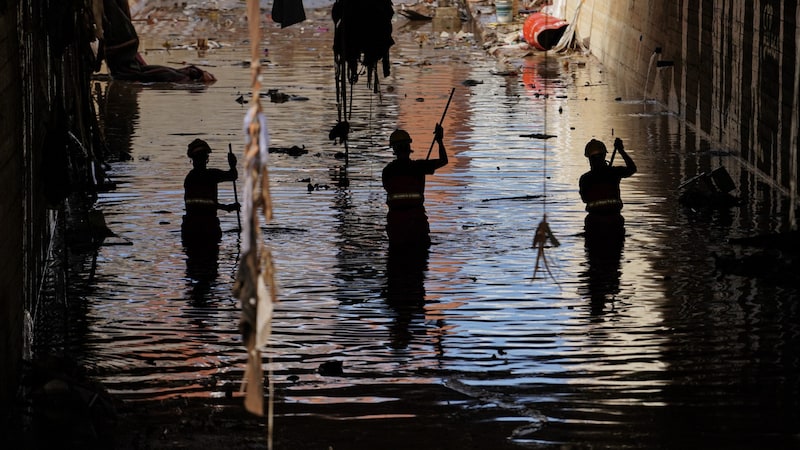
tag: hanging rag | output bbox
[272,0,306,28]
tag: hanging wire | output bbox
[543,49,548,217]
[531,17,561,284]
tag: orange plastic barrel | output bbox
[523,12,569,51]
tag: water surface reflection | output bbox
[83,6,799,449]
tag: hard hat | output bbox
[187,138,212,158]
[389,129,412,146]
[584,139,607,158]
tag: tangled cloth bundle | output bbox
[532,214,560,283]
[332,0,395,92]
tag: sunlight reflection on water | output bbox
[82,4,799,448]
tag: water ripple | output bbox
[77,9,800,448]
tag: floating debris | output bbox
[267,90,289,103]
[261,89,309,103]
[268,145,307,157]
[318,360,343,376]
[328,121,350,145]
[307,183,330,192]
[490,68,518,76]
[520,133,557,139]
[482,194,543,202]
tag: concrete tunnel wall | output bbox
[1,0,102,410]
[561,0,799,218]
[0,0,26,412]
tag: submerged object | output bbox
[397,8,431,21]
[269,145,308,157]
[678,167,739,208]
[523,12,569,51]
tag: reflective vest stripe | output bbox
[388,192,423,202]
[587,198,622,210]
[186,198,216,206]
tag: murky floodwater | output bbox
[75,3,800,449]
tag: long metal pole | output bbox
[426,87,456,159]
[229,143,242,231]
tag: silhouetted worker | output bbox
[99,0,216,82]
[579,138,635,314]
[382,125,447,248]
[579,138,637,239]
[181,139,239,246]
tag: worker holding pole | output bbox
[382,89,454,248]
[181,138,240,247]
[579,137,637,241]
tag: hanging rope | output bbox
[532,24,561,284]
[236,0,276,447]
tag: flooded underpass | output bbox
[71,2,800,448]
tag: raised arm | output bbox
[431,124,448,170]
[614,138,636,177]
[219,150,238,182]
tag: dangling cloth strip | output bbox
[532,214,560,283]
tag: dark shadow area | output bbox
[383,246,429,349]
[184,242,220,305]
[95,80,141,161]
[579,216,624,316]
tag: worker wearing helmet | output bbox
[382,124,448,248]
[182,139,239,246]
[579,138,637,238]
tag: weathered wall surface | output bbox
[0,0,25,411]
[564,0,799,221]
[1,0,102,412]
